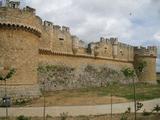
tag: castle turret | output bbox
[110,37,118,58]
[0,5,42,97]
[134,46,157,83]
[72,35,79,55]
[5,0,20,8]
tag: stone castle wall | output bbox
[40,21,135,62]
[0,6,157,97]
[38,53,134,91]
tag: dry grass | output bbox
[13,83,160,107]
[27,94,128,107]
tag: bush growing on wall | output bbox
[38,64,130,91]
[38,64,75,91]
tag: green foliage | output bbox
[0,68,16,81]
[46,114,52,118]
[136,60,147,73]
[120,107,132,120]
[38,64,75,88]
[143,109,151,116]
[121,67,135,78]
[0,75,3,80]
[38,64,74,74]
[120,113,128,120]
[84,65,97,73]
[125,107,131,113]
[5,68,16,80]
[16,115,30,120]
[84,65,119,86]
[60,112,68,120]
[152,104,160,113]
[13,98,31,106]
[157,80,160,84]
[136,102,143,111]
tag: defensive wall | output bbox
[0,5,157,98]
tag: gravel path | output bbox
[0,99,159,117]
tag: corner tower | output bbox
[0,5,42,97]
[134,46,157,83]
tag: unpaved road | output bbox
[0,99,159,117]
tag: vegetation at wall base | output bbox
[16,82,160,107]
[16,115,31,120]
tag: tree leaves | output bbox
[121,67,135,78]
[0,68,16,81]
[136,60,147,73]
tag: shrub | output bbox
[13,97,31,106]
[142,109,151,116]
[46,114,52,118]
[157,80,160,84]
[16,115,30,120]
[60,112,68,120]
[152,104,160,113]
[120,113,128,120]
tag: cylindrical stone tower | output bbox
[0,6,42,98]
[134,46,157,83]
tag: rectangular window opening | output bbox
[59,38,64,41]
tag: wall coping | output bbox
[39,49,134,63]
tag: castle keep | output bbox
[0,1,157,97]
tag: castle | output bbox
[0,1,157,97]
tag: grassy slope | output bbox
[14,83,160,106]
[51,83,160,101]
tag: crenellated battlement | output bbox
[23,6,36,14]
[43,21,53,27]
[0,5,157,60]
[0,6,42,36]
[134,46,157,57]
[43,21,70,33]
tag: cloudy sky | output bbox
[25,0,160,71]
[25,0,160,46]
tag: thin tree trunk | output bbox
[111,93,113,120]
[5,80,8,120]
[43,82,46,120]
[5,80,6,96]
[133,77,136,120]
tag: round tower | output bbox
[134,46,157,83]
[0,6,42,97]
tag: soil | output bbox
[27,94,128,107]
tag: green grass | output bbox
[50,83,160,101]
[1,114,160,120]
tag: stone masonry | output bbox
[0,2,157,97]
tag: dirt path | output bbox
[0,99,159,117]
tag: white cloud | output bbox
[24,0,160,71]
[26,0,160,46]
[154,32,160,41]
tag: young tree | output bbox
[0,68,16,97]
[0,67,16,120]
[136,60,147,73]
[152,105,160,113]
[121,67,137,120]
